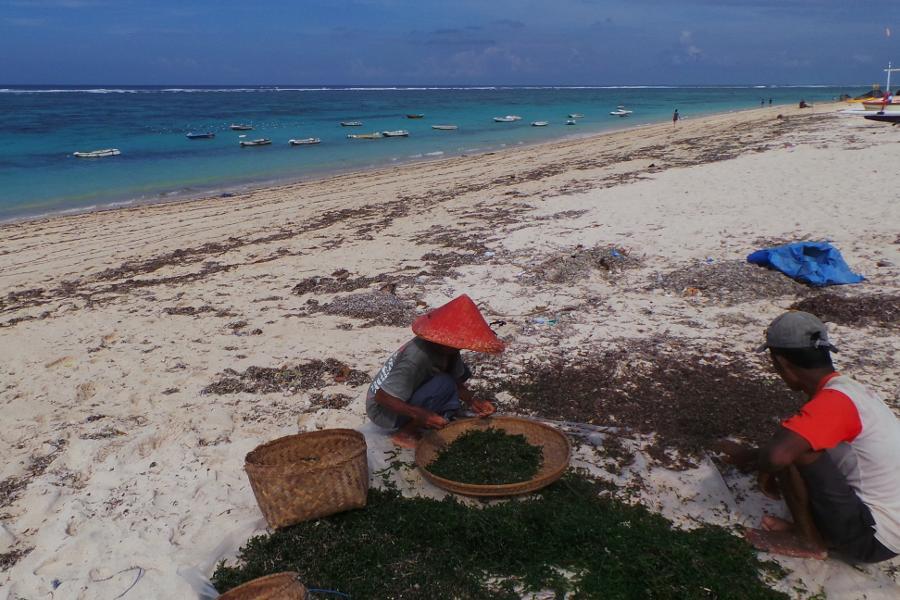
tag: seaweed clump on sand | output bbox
[791,293,899,328]
[426,428,543,485]
[305,290,417,327]
[532,245,641,285]
[212,473,788,599]
[648,259,808,304]
[203,359,369,395]
[496,340,802,466]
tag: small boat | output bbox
[340,121,363,127]
[382,130,409,137]
[186,132,215,139]
[347,132,383,139]
[289,137,321,145]
[406,114,424,119]
[73,148,120,158]
[239,138,271,147]
[568,113,584,118]
[531,121,549,127]
[230,124,253,131]
[864,113,900,124]
[610,106,633,117]
[565,119,576,125]
[861,99,900,112]
[432,124,458,130]
[493,115,522,122]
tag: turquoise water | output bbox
[0,85,854,221]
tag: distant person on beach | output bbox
[769,98,773,105]
[365,294,502,448]
[672,108,679,125]
[799,99,809,108]
[717,312,900,563]
[761,99,765,106]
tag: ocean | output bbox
[0,85,855,222]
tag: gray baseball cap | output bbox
[756,311,838,353]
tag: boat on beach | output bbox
[493,115,522,122]
[73,148,120,158]
[531,121,549,127]
[347,132,383,139]
[864,113,900,124]
[239,138,271,147]
[610,106,633,117]
[289,137,321,145]
[382,130,409,137]
[340,121,363,127]
[406,114,424,119]
[230,124,253,131]
[186,132,215,139]
[432,125,458,130]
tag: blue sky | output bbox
[1,0,898,85]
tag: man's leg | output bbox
[391,374,461,448]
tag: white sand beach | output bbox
[1,104,898,598]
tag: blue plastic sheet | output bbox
[746,242,864,287]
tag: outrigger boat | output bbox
[289,137,321,145]
[565,119,576,125]
[406,114,424,119]
[347,132,383,139]
[73,148,120,158]
[531,121,549,127]
[568,113,584,118]
[432,124,458,130]
[493,115,522,122]
[340,121,363,127]
[864,113,900,124]
[382,130,409,137]
[610,106,633,117]
[186,132,215,139]
[230,124,253,131]
[239,138,271,147]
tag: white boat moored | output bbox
[347,132,383,139]
[432,124,458,130]
[230,124,253,131]
[531,121,549,127]
[239,138,272,147]
[340,121,363,127]
[289,137,321,145]
[568,113,584,118]
[73,148,121,158]
[382,130,410,137]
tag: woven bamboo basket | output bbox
[218,572,308,600]
[415,416,570,497]
[245,429,368,528]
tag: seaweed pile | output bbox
[494,340,802,465]
[203,359,369,395]
[648,259,808,304]
[791,292,899,328]
[212,473,787,599]
[427,428,543,485]
[531,245,641,285]
[305,290,417,327]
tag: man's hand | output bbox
[470,399,496,417]
[424,413,449,429]
[714,439,758,471]
[758,471,781,500]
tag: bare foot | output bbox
[761,515,794,533]
[390,431,419,449]
[744,528,828,560]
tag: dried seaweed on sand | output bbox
[203,359,369,395]
[648,259,808,304]
[307,290,417,327]
[532,245,640,285]
[791,293,899,328]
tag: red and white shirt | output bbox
[783,373,900,553]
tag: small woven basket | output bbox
[415,416,570,497]
[218,572,308,600]
[245,429,368,528]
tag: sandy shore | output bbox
[1,103,899,598]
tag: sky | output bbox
[1,0,898,85]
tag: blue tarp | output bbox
[746,242,864,287]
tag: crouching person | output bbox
[366,294,505,448]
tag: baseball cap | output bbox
[756,311,838,353]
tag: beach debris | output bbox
[212,472,789,599]
[648,259,808,304]
[292,271,393,296]
[203,359,369,395]
[530,245,640,285]
[747,241,864,287]
[306,290,417,327]
[162,305,216,316]
[0,547,33,572]
[426,428,544,485]
[306,392,353,411]
[790,292,899,328]
[0,439,67,509]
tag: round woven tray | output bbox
[415,416,570,497]
[218,572,308,600]
[245,429,368,528]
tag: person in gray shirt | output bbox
[366,294,505,448]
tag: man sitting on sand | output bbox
[717,311,900,563]
[366,294,504,448]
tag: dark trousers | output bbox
[394,373,462,428]
[799,453,898,563]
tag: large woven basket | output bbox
[245,429,368,528]
[415,416,570,497]
[218,572,308,600]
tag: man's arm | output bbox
[373,388,447,429]
[758,427,813,473]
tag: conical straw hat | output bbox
[412,294,505,353]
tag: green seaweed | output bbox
[426,428,543,485]
[212,472,788,599]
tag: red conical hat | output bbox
[412,294,505,353]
